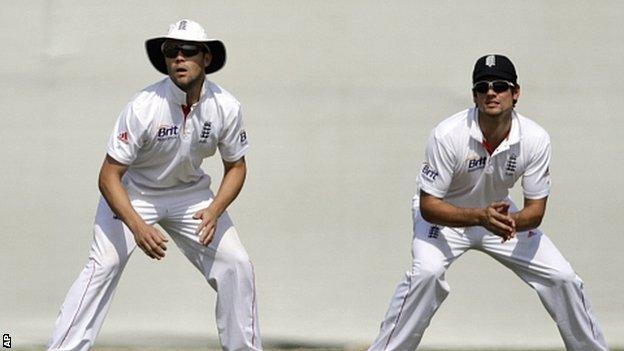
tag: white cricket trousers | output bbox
[47,190,262,351]
[369,210,608,351]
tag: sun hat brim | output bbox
[145,37,226,75]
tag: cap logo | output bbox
[178,20,187,30]
[485,55,496,67]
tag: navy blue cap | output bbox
[473,54,517,84]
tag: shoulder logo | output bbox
[486,55,496,67]
[239,130,248,144]
[178,20,188,30]
[117,131,129,144]
[421,162,439,181]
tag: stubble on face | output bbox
[474,87,520,119]
[164,43,210,92]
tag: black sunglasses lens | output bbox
[492,81,511,93]
[474,82,490,94]
[162,46,179,58]
[180,44,201,57]
[162,44,201,58]
[473,81,511,94]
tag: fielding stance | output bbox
[368,55,608,350]
[48,19,262,351]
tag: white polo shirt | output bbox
[107,77,249,196]
[415,107,551,211]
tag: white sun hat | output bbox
[145,19,226,75]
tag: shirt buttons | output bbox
[181,127,192,140]
[485,159,494,174]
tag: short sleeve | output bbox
[522,134,551,199]
[418,131,456,198]
[218,105,249,162]
[106,102,146,165]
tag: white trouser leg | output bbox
[47,198,157,351]
[481,229,608,351]
[369,216,470,351]
[159,193,261,351]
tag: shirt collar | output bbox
[166,77,187,106]
[507,111,521,144]
[165,77,210,107]
[468,107,521,146]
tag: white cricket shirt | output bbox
[415,107,551,211]
[107,77,249,196]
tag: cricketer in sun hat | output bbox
[145,19,226,75]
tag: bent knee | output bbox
[218,249,252,272]
[548,267,580,287]
[210,251,254,290]
[411,262,445,282]
[90,252,128,277]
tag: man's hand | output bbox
[193,207,220,246]
[131,222,168,260]
[191,157,246,246]
[481,201,516,242]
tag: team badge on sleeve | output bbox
[421,162,439,182]
[117,131,129,144]
[239,130,248,144]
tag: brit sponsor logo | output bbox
[156,124,179,141]
[505,154,518,175]
[421,163,439,181]
[239,130,248,144]
[199,122,212,143]
[467,155,487,172]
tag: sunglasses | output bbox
[472,80,515,94]
[161,43,206,58]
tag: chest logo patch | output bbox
[467,156,487,172]
[156,124,179,141]
[428,225,440,239]
[199,122,212,143]
[505,154,518,175]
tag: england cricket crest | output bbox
[199,121,212,143]
[505,154,518,176]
